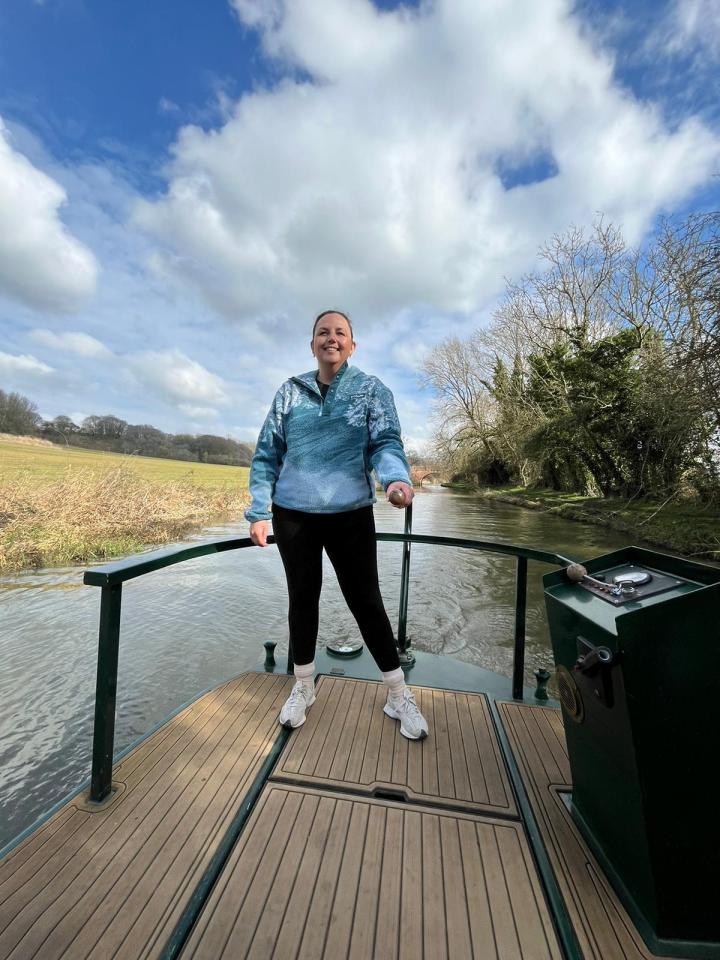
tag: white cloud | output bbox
[178,403,219,418]
[0,351,53,376]
[134,0,720,331]
[391,341,432,372]
[0,116,98,312]
[231,0,284,30]
[655,0,720,58]
[127,349,229,407]
[158,97,180,115]
[29,329,112,358]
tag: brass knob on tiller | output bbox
[566,563,588,582]
[388,488,406,507]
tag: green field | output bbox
[0,439,249,489]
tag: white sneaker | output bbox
[383,689,429,740]
[279,681,316,729]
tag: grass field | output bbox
[0,439,251,573]
[0,438,249,489]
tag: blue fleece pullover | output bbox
[245,362,411,521]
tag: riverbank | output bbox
[448,485,720,561]
[0,467,250,574]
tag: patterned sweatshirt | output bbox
[245,362,411,521]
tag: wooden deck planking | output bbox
[274,677,517,817]
[5,673,674,960]
[180,783,563,960]
[0,672,292,960]
[498,701,673,960]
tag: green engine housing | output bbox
[544,547,720,957]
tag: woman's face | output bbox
[311,313,355,366]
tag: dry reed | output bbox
[0,433,53,446]
[0,467,250,573]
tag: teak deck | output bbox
[498,702,671,960]
[274,677,517,818]
[0,671,667,959]
[181,784,560,960]
[0,673,292,960]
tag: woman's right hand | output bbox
[250,520,270,547]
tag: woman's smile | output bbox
[312,312,356,377]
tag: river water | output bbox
[0,487,639,849]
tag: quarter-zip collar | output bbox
[291,362,362,415]
[245,363,410,521]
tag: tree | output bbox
[523,330,646,494]
[41,415,79,445]
[424,214,719,501]
[423,336,502,482]
[122,424,167,456]
[0,390,41,435]
[81,415,128,438]
[52,415,79,433]
[184,434,251,465]
[646,214,720,431]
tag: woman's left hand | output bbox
[386,481,414,507]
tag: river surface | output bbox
[0,487,645,849]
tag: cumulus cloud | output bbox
[29,329,112,358]
[127,349,229,408]
[0,351,53,377]
[0,117,98,312]
[135,0,720,330]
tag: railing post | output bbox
[397,503,415,665]
[90,583,123,802]
[512,556,528,699]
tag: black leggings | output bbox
[271,504,400,673]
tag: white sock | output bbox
[382,667,406,702]
[294,661,315,690]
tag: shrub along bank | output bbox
[458,485,719,562]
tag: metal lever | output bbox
[574,636,615,707]
[575,645,613,676]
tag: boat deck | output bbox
[0,672,670,959]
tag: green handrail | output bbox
[83,531,573,801]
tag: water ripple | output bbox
[0,488,637,849]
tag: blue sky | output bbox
[0,0,718,448]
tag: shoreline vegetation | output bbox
[0,439,249,574]
[424,218,720,561]
[444,483,720,562]
[3,436,717,573]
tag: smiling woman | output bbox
[311,308,355,368]
[246,309,428,741]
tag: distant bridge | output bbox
[410,466,449,486]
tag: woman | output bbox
[246,310,429,740]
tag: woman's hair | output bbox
[312,310,354,340]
